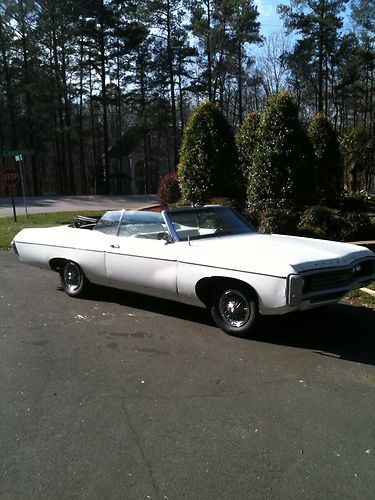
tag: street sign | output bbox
[1,149,34,157]
[2,167,19,187]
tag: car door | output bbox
[104,212,179,300]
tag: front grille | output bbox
[303,260,374,294]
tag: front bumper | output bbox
[287,257,375,308]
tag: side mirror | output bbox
[157,232,172,244]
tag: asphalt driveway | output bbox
[1,251,374,499]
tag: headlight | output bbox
[352,264,362,275]
[11,241,19,255]
[287,275,304,306]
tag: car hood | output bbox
[178,233,373,277]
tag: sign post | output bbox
[1,149,34,218]
[14,154,28,218]
[1,167,20,222]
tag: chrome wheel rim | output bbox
[63,262,81,291]
[219,289,250,328]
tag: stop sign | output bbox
[2,167,19,187]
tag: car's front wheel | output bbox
[60,261,89,297]
[210,285,258,337]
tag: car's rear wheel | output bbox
[60,261,89,297]
[210,285,258,337]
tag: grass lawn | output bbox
[346,287,375,308]
[0,211,102,251]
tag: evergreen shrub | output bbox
[247,92,316,212]
[338,212,375,241]
[242,209,261,229]
[308,113,343,205]
[178,102,245,208]
[298,206,375,241]
[236,112,261,176]
[257,208,299,235]
[341,192,372,211]
[298,206,341,239]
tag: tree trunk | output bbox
[0,19,18,150]
[89,67,99,194]
[238,42,243,125]
[19,2,38,195]
[78,35,87,194]
[61,43,76,194]
[52,20,67,194]
[99,14,110,194]
[166,0,178,167]
[206,0,213,101]
[317,8,324,113]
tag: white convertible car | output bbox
[12,205,375,337]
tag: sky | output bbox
[255,0,354,38]
[255,0,285,37]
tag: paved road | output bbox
[0,194,159,217]
[1,251,374,499]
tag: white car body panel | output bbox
[14,226,108,285]
[105,237,178,299]
[12,207,375,319]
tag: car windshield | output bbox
[95,210,167,239]
[118,211,166,238]
[166,206,256,241]
[94,211,122,234]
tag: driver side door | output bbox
[104,213,179,300]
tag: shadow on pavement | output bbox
[254,304,375,366]
[64,285,375,366]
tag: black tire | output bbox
[60,261,89,297]
[210,285,258,337]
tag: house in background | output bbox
[108,125,176,195]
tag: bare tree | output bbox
[256,32,291,97]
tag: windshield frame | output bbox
[162,206,256,243]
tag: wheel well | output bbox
[49,257,68,273]
[195,277,258,307]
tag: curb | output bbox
[350,240,375,251]
[139,204,161,211]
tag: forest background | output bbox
[0,0,373,197]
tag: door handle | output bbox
[110,244,120,249]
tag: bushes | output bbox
[178,102,245,208]
[247,92,316,212]
[298,206,342,239]
[237,112,261,176]
[341,192,373,211]
[341,127,375,193]
[175,96,373,241]
[298,205,375,241]
[256,209,299,235]
[244,204,375,241]
[339,212,375,241]
[158,172,181,208]
[308,113,343,205]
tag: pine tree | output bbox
[278,0,348,114]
